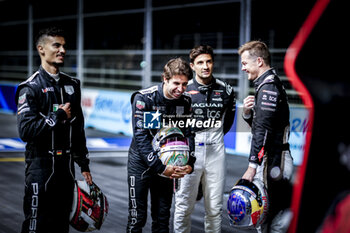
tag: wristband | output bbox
[248,162,258,169]
[242,112,252,119]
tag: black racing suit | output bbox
[243,68,293,231]
[127,83,195,233]
[15,66,90,233]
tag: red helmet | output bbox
[70,180,109,232]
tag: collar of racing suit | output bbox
[253,68,276,90]
[157,83,166,102]
[39,66,65,85]
[193,76,216,94]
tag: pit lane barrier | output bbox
[0,137,131,155]
[1,84,309,165]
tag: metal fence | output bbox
[0,0,302,105]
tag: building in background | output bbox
[0,0,312,104]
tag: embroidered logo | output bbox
[42,87,54,93]
[64,85,74,95]
[18,93,26,104]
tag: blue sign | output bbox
[143,111,162,129]
[0,83,18,114]
[82,89,133,136]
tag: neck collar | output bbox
[254,68,276,88]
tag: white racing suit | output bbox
[175,127,226,232]
[174,77,236,233]
[255,152,294,233]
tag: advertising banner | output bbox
[225,104,309,165]
[0,83,17,114]
[82,89,132,136]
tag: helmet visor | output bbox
[160,136,189,147]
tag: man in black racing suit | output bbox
[239,41,293,233]
[15,27,92,233]
[127,58,196,233]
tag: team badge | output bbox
[136,100,145,110]
[18,93,26,104]
[64,85,74,95]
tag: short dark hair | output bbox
[35,26,65,47]
[238,40,271,66]
[162,57,192,81]
[189,45,214,63]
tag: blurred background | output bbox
[0,0,312,158]
[0,0,314,103]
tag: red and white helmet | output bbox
[70,180,109,232]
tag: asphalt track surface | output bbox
[0,113,257,233]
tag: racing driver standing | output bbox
[239,40,293,233]
[174,45,236,233]
[126,57,196,232]
[15,27,92,233]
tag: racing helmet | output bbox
[227,179,269,228]
[70,180,109,232]
[152,127,189,166]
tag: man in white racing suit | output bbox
[174,45,236,233]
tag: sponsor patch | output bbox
[29,183,39,232]
[268,95,277,102]
[139,85,158,94]
[187,90,200,95]
[262,89,277,95]
[42,87,54,93]
[136,120,143,128]
[147,152,155,161]
[64,85,74,95]
[261,102,276,107]
[194,109,203,115]
[176,106,184,115]
[53,104,59,112]
[192,102,223,108]
[261,107,276,112]
[152,106,165,111]
[18,93,26,104]
[45,118,56,127]
[136,100,145,110]
[226,85,233,95]
[258,147,265,162]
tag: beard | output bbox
[53,61,64,67]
